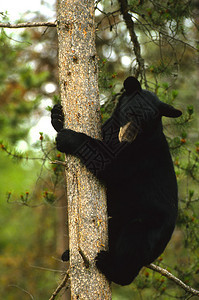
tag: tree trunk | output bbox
[57,0,111,299]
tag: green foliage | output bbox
[129,0,192,33]
[99,59,118,93]
[43,191,56,204]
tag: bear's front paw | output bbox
[51,104,64,132]
[61,249,69,261]
[56,129,86,154]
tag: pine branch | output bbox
[118,0,146,83]
[134,10,198,52]
[147,263,199,297]
[0,21,56,28]
[0,142,54,162]
[48,263,199,298]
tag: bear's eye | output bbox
[118,121,139,143]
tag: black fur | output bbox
[51,77,182,285]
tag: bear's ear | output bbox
[159,102,182,118]
[123,76,142,95]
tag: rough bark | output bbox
[57,0,111,299]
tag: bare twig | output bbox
[0,21,56,28]
[8,285,34,299]
[147,263,199,297]
[30,264,63,273]
[49,271,69,300]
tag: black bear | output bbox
[51,77,182,285]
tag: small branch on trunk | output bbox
[50,160,67,168]
[0,21,56,28]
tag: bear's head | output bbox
[116,77,182,143]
